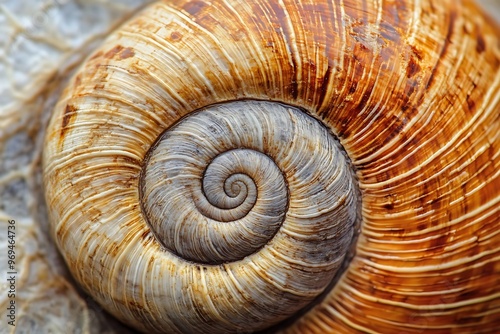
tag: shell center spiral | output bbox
[140,100,359,267]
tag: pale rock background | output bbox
[0,0,498,333]
[0,1,154,333]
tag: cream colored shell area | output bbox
[41,1,500,334]
[140,101,358,267]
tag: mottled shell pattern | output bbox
[42,0,499,333]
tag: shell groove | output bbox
[42,0,500,333]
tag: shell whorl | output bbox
[45,97,360,332]
[42,0,500,333]
[141,101,358,266]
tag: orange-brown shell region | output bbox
[43,0,500,333]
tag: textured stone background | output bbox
[0,1,498,333]
[481,0,500,22]
[0,2,154,333]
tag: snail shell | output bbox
[41,0,500,333]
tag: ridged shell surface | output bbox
[42,0,500,333]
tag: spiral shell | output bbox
[42,0,500,333]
